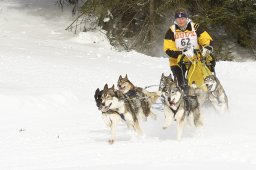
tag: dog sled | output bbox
[178,48,215,91]
[94,48,229,143]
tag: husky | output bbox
[204,75,229,112]
[161,80,203,140]
[94,88,126,144]
[100,84,143,144]
[117,74,160,120]
[159,73,175,93]
[159,73,208,107]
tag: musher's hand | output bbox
[202,45,213,57]
[182,46,194,58]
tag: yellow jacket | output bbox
[164,21,213,66]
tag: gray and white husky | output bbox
[117,74,160,120]
[204,75,229,113]
[160,79,203,140]
[94,87,126,144]
[159,73,208,107]
[100,84,143,144]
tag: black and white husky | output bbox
[204,75,229,112]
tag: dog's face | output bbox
[94,88,103,110]
[159,73,174,92]
[204,75,218,92]
[101,84,120,113]
[165,83,182,106]
[117,75,134,93]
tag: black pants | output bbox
[171,65,186,86]
[171,65,189,94]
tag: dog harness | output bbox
[119,113,126,121]
[167,96,182,119]
[126,89,137,97]
[170,104,181,119]
[167,95,194,120]
[102,110,126,121]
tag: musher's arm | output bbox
[164,29,182,58]
[195,24,215,70]
[164,28,183,66]
[195,24,213,48]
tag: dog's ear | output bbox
[125,74,128,79]
[103,84,108,91]
[169,74,173,81]
[95,88,100,93]
[119,75,122,80]
[95,88,100,96]
[111,84,115,90]
[161,73,164,78]
[94,88,99,100]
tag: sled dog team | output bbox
[94,74,228,144]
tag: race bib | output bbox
[173,24,199,50]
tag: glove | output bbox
[182,46,194,58]
[202,45,213,57]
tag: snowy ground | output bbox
[0,0,256,169]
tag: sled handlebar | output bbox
[179,49,202,65]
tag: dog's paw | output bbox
[108,139,114,144]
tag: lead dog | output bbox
[204,75,229,112]
[100,84,143,144]
[94,88,126,144]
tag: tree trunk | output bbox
[149,0,155,42]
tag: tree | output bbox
[56,0,80,15]
[61,0,256,59]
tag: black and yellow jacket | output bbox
[164,21,213,66]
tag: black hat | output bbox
[174,8,188,19]
[175,12,188,19]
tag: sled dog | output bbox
[161,81,203,140]
[159,73,175,93]
[99,84,143,144]
[95,88,126,144]
[159,73,208,107]
[204,75,229,112]
[117,74,160,120]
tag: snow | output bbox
[0,0,256,169]
[73,30,113,50]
